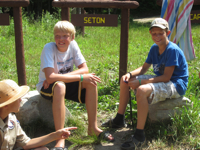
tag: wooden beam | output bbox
[119,8,129,80]
[13,7,27,85]
[61,8,70,21]
[52,0,139,9]
[0,13,9,25]
[0,0,29,7]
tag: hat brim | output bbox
[0,85,29,108]
[149,24,167,30]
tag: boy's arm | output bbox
[141,65,175,84]
[123,62,151,82]
[64,62,89,75]
[44,67,101,86]
[44,67,83,84]
[130,63,151,77]
[128,65,175,90]
[22,127,77,150]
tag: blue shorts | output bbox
[40,81,86,103]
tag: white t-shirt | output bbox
[36,40,86,92]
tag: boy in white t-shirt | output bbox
[36,21,114,149]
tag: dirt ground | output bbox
[45,114,135,150]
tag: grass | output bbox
[0,12,200,149]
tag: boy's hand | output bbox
[57,127,77,139]
[43,80,50,89]
[83,73,101,86]
[122,73,130,83]
[128,79,140,89]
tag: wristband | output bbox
[138,79,141,85]
[128,72,132,78]
[80,74,83,82]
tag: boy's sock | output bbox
[113,113,125,125]
[134,128,145,142]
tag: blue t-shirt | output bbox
[145,41,188,95]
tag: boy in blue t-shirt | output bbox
[101,18,188,149]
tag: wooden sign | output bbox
[71,14,118,26]
[0,13,10,25]
[190,10,200,23]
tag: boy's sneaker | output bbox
[120,135,145,150]
[101,119,127,129]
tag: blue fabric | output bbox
[145,41,188,95]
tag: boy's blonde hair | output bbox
[54,21,76,38]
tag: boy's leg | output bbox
[135,84,152,129]
[52,82,66,148]
[82,82,100,135]
[82,82,113,140]
[101,76,135,128]
[118,76,134,114]
[120,84,152,150]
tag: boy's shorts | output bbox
[40,81,86,103]
[136,75,181,105]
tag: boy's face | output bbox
[54,30,74,52]
[150,27,169,46]
[8,98,22,113]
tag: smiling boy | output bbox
[36,21,114,149]
[101,18,188,150]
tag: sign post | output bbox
[0,0,29,85]
[0,13,10,25]
[71,14,118,27]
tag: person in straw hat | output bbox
[0,79,77,150]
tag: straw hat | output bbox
[0,79,29,108]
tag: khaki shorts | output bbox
[136,75,181,105]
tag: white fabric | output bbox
[36,40,86,92]
[136,75,181,105]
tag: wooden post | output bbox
[61,7,70,21]
[119,8,129,80]
[81,8,85,37]
[13,7,26,85]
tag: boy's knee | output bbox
[54,82,66,95]
[82,82,96,89]
[136,86,148,99]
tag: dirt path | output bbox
[133,16,160,23]
[44,112,134,150]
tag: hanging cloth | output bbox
[161,0,195,61]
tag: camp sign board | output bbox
[71,14,118,26]
[190,10,200,23]
[0,13,10,25]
